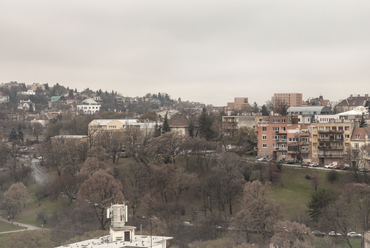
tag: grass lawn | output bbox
[271,166,351,217]
[0,221,26,232]
[0,233,14,248]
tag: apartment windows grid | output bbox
[281,144,286,148]
[272,127,279,132]
[263,144,267,148]
[272,119,280,123]
[262,135,267,140]
[273,135,279,140]
[262,127,267,131]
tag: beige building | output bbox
[310,120,354,165]
[27,83,45,91]
[274,93,302,112]
[227,97,250,110]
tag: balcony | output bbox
[276,139,287,143]
[318,146,344,150]
[275,130,287,134]
[318,154,344,158]
[318,130,344,134]
[318,138,331,142]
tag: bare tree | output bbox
[271,220,313,248]
[77,171,124,230]
[234,181,283,243]
[1,182,29,218]
[28,122,44,142]
[145,132,182,164]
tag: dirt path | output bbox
[0,216,47,234]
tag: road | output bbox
[30,158,53,186]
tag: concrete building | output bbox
[227,97,250,110]
[287,106,331,116]
[274,93,302,112]
[310,120,354,165]
[0,92,9,104]
[77,98,101,115]
[27,83,45,91]
[256,115,311,161]
[55,203,172,248]
[17,90,35,96]
[334,94,370,114]
[222,115,256,135]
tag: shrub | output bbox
[305,175,311,180]
[327,170,339,183]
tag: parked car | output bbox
[324,164,334,169]
[312,230,326,237]
[257,158,267,162]
[310,162,319,167]
[334,165,344,170]
[302,162,311,166]
[276,159,284,163]
[359,168,370,172]
[285,159,295,164]
[347,232,362,238]
[328,231,342,237]
[341,166,349,170]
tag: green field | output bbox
[0,221,26,233]
[271,166,350,217]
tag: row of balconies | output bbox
[317,130,344,134]
[318,154,344,158]
[317,138,343,142]
[318,146,344,150]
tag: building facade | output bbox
[274,93,302,112]
[227,97,250,110]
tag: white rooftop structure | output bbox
[90,119,158,129]
[77,99,101,115]
[337,106,368,116]
[55,203,172,248]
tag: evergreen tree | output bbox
[360,114,367,127]
[68,89,74,97]
[261,105,269,116]
[18,124,23,142]
[252,102,259,113]
[162,113,171,133]
[198,107,214,140]
[188,121,194,138]
[8,128,18,142]
[29,103,34,112]
[154,123,161,137]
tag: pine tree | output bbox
[29,103,34,112]
[162,113,171,133]
[360,114,367,127]
[8,128,18,142]
[154,123,161,137]
[198,107,214,140]
[18,124,24,142]
[261,105,269,116]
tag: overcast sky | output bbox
[1,0,369,106]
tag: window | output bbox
[319,126,324,130]
[281,135,286,140]
[345,143,350,147]
[326,126,330,131]
[313,150,318,155]
[345,135,350,139]
[355,134,360,140]
[339,151,343,155]
[313,135,318,139]
[289,138,297,142]
[262,135,267,140]
[338,127,343,131]
[262,144,267,148]
[281,151,286,156]
[355,143,359,148]
[281,119,286,123]
[302,137,309,142]
[319,151,324,155]
[262,127,267,131]
[272,119,279,123]
[281,127,286,131]
[302,146,308,150]
[281,144,286,148]
[345,126,349,131]
[338,143,343,147]
[337,135,342,139]
[319,135,324,139]
[273,144,278,148]
[313,126,317,131]
[273,127,279,132]
[273,135,279,140]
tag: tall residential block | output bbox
[274,93,302,112]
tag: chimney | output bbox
[366,94,369,100]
